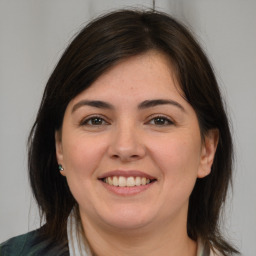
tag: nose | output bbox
[107,123,146,162]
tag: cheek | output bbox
[142,134,202,219]
[62,134,107,177]
[149,133,202,188]
[61,135,108,207]
[153,136,201,169]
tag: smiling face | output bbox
[56,51,218,235]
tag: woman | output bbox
[0,9,239,256]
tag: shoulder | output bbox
[0,230,38,256]
[197,239,224,256]
[211,249,225,256]
[0,229,69,256]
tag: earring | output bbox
[58,164,64,171]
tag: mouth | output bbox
[101,176,156,187]
[98,170,157,192]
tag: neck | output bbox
[80,212,197,256]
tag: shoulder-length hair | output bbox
[28,9,239,255]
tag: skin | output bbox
[56,50,218,256]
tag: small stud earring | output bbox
[58,164,64,171]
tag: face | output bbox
[56,51,218,233]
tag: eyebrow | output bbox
[138,99,185,112]
[72,100,114,113]
[72,99,185,113]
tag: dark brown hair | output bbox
[28,9,239,255]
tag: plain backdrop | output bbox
[0,1,255,255]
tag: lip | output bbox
[101,181,155,196]
[98,170,157,180]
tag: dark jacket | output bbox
[0,229,69,256]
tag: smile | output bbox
[103,176,153,187]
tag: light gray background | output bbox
[0,1,255,255]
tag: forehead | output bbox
[70,51,183,104]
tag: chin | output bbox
[97,206,156,231]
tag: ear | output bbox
[197,129,219,178]
[55,130,66,176]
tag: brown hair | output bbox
[28,9,239,255]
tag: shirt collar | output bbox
[67,209,91,256]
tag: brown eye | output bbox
[149,116,173,126]
[90,117,104,125]
[81,116,108,126]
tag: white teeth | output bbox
[127,177,135,187]
[107,177,113,185]
[141,177,146,185]
[119,176,126,187]
[104,176,151,187]
[135,176,141,186]
[113,176,118,186]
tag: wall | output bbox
[0,0,255,255]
